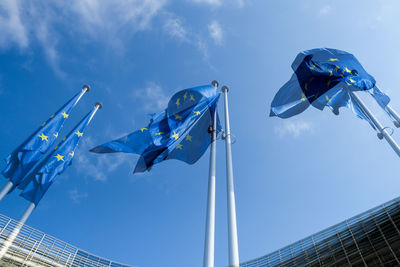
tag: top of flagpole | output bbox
[222,85,229,93]
[95,102,103,109]
[211,80,219,88]
[82,84,91,92]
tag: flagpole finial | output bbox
[222,85,229,93]
[95,102,103,109]
[211,80,219,87]
[82,85,91,92]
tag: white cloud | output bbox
[133,82,170,112]
[74,137,131,182]
[164,18,187,41]
[0,0,28,49]
[208,20,223,45]
[318,5,331,16]
[274,121,313,138]
[191,0,222,6]
[69,188,88,204]
[0,0,167,75]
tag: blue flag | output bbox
[270,48,391,129]
[19,107,97,205]
[2,90,85,186]
[90,84,220,173]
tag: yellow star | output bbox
[190,95,195,101]
[346,81,351,86]
[54,154,64,161]
[328,58,339,62]
[185,134,192,142]
[349,78,356,83]
[310,64,315,70]
[61,112,69,119]
[155,132,164,136]
[75,131,83,137]
[69,151,75,157]
[183,92,188,100]
[141,127,148,132]
[54,132,59,138]
[334,65,339,71]
[329,70,333,77]
[301,93,306,101]
[344,67,352,74]
[193,110,201,116]
[174,114,182,120]
[172,131,179,140]
[176,98,181,107]
[325,95,330,102]
[38,133,48,141]
[176,144,183,149]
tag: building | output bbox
[0,214,135,267]
[240,196,400,267]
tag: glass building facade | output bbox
[0,214,135,267]
[241,196,400,267]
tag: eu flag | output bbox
[270,48,390,128]
[90,84,220,173]
[19,106,97,205]
[2,89,86,186]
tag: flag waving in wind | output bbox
[270,48,391,129]
[90,84,220,173]
[2,87,88,186]
[19,104,100,205]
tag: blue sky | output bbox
[1,0,400,266]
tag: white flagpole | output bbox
[221,85,240,267]
[350,91,400,157]
[0,181,14,202]
[0,102,102,259]
[0,85,90,202]
[386,105,400,128]
[203,80,219,267]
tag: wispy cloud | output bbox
[190,0,245,7]
[0,0,167,76]
[274,121,313,138]
[0,0,28,49]
[164,18,188,41]
[68,188,88,204]
[191,0,222,6]
[208,20,223,45]
[318,5,331,16]
[133,82,170,112]
[74,136,132,182]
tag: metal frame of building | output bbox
[0,214,135,267]
[241,196,400,267]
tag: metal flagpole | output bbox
[0,181,14,202]
[0,102,102,260]
[0,85,90,203]
[221,85,240,267]
[386,105,400,128]
[350,91,400,157]
[203,80,219,267]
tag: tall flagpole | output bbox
[0,85,90,203]
[203,80,219,267]
[222,85,240,267]
[350,91,400,157]
[386,105,400,128]
[0,102,101,260]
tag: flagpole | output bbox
[221,85,240,267]
[350,91,400,157]
[19,102,102,222]
[0,85,90,203]
[386,105,400,128]
[203,80,219,267]
[0,181,14,202]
